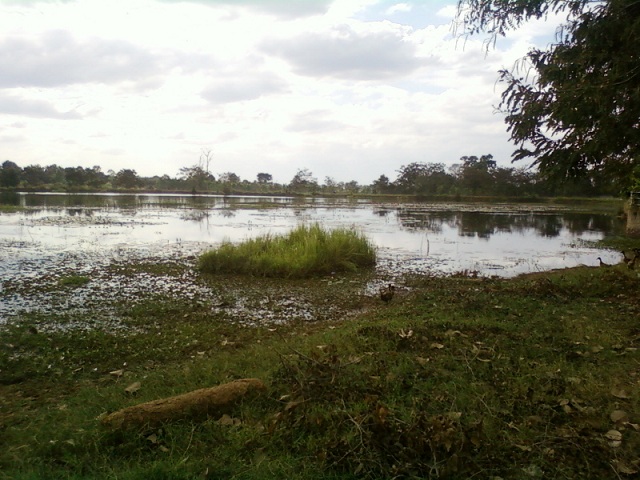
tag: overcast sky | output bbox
[0,0,558,184]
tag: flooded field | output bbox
[0,193,626,328]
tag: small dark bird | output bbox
[597,257,609,267]
[620,250,640,269]
[380,284,395,303]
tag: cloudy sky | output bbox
[0,0,558,184]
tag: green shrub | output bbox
[198,223,376,278]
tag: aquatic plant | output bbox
[58,275,90,287]
[198,223,376,278]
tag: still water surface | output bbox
[1,192,624,280]
[0,193,627,326]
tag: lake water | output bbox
[0,193,626,325]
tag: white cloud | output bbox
[0,92,82,119]
[385,3,412,15]
[263,24,422,80]
[201,74,288,104]
[436,5,457,19]
[158,0,334,18]
[0,0,560,183]
[0,30,163,89]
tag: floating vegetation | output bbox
[22,214,160,227]
[58,275,90,288]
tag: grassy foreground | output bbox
[198,224,376,278]
[1,264,640,479]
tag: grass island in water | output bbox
[198,224,377,278]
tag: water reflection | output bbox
[395,208,620,240]
[1,193,627,281]
[17,193,299,210]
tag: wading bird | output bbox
[380,284,395,303]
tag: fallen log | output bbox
[101,378,267,430]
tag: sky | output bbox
[0,0,560,185]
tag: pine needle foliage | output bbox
[198,224,376,278]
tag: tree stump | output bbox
[101,378,267,429]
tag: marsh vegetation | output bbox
[198,224,376,278]
[1,194,638,479]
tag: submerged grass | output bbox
[1,261,640,479]
[198,224,376,278]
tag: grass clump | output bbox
[198,223,376,278]
[58,275,90,287]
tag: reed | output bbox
[198,223,376,277]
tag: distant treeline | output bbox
[0,154,623,197]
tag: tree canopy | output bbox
[0,161,21,188]
[112,169,142,189]
[456,0,640,193]
[0,154,623,197]
[289,168,318,191]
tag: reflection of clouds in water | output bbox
[180,210,210,222]
[0,195,626,281]
[0,195,627,324]
[368,219,619,277]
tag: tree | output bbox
[179,165,214,191]
[179,150,215,191]
[0,160,21,188]
[112,169,142,189]
[44,165,66,185]
[456,0,640,192]
[256,172,273,183]
[324,176,339,190]
[23,165,48,186]
[394,162,454,194]
[86,166,108,189]
[372,174,391,194]
[200,149,213,177]
[64,167,87,187]
[289,168,318,191]
[394,163,430,193]
[459,154,496,195]
[218,172,241,184]
[344,180,359,193]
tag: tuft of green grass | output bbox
[58,275,90,288]
[595,234,640,253]
[0,205,21,213]
[198,223,376,278]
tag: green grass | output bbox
[0,205,21,213]
[58,275,91,287]
[1,264,640,479]
[198,224,377,278]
